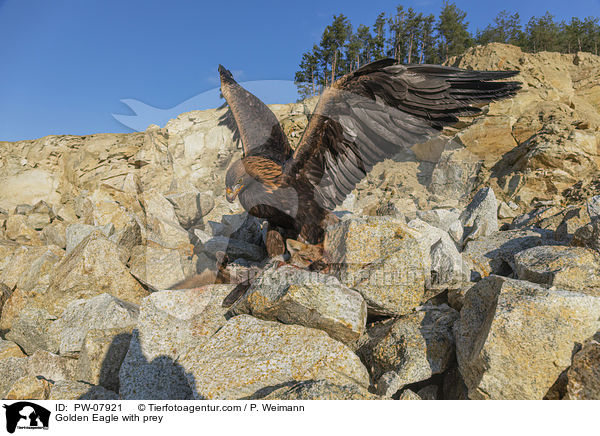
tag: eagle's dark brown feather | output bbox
[218,65,293,164]
[219,60,521,255]
[288,62,521,210]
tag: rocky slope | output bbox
[0,43,599,400]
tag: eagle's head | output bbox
[225,159,250,203]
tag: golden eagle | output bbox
[218,60,520,257]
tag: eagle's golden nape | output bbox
[217,60,521,258]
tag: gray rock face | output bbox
[455,275,600,399]
[65,223,114,253]
[140,189,191,250]
[49,381,119,400]
[430,235,465,289]
[263,379,379,400]
[27,350,77,383]
[460,187,499,243]
[50,293,138,357]
[398,389,422,400]
[0,339,26,359]
[565,336,600,399]
[181,315,370,400]
[166,189,215,228]
[43,231,149,316]
[230,265,367,344]
[514,245,600,295]
[0,357,29,398]
[41,220,67,249]
[5,307,59,355]
[416,208,463,244]
[5,214,42,245]
[75,328,132,393]
[5,375,51,400]
[119,286,233,400]
[429,148,483,201]
[0,283,11,317]
[325,217,427,316]
[128,245,197,290]
[367,304,458,396]
[462,229,555,281]
[587,195,600,222]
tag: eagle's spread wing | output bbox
[218,65,293,164]
[288,59,521,210]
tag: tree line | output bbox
[295,1,600,98]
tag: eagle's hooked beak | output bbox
[226,184,244,203]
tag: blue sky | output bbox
[1,0,599,141]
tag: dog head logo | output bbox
[3,402,50,433]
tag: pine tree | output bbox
[436,1,473,62]
[372,12,387,60]
[525,12,560,52]
[320,14,352,86]
[294,45,321,99]
[420,14,437,63]
[476,11,523,46]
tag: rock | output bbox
[0,283,10,316]
[13,245,64,295]
[5,214,42,245]
[0,169,60,212]
[75,328,132,393]
[119,286,233,400]
[41,220,67,248]
[140,189,191,250]
[0,244,61,290]
[14,204,33,215]
[368,304,458,395]
[573,219,600,252]
[0,339,26,359]
[407,218,464,291]
[166,188,215,228]
[230,265,367,344]
[416,385,439,400]
[181,315,370,399]
[455,275,600,399]
[460,187,499,242]
[27,350,77,383]
[50,293,138,357]
[514,246,600,295]
[128,245,197,290]
[588,195,600,222]
[565,337,600,399]
[498,201,520,219]
[54,203,78,222]
[398,389,422,400]
[442,366,469,400]
[429,147,482,201]
[65,223,114,253]
[462,229,555,281]
[325,217,427,316]
[4,376,51,400]
[49,381,119,400]
[0,357,29,398]
[202,235,266,262]
[416,208,463,244]
[109,217,143,262]
[5,307,59,355]
[430,236,465,289]
[42,231,148,316]
[27,212,51,230]
[263,379,379,400]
